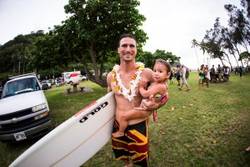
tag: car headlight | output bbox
[32,103,47,112]
[34,111,49,120]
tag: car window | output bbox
[2,77,41,98]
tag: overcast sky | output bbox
[0,0,241,69]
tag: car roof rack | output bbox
[8,73,37,80]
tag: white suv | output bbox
[0,73,51,142]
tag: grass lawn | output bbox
[0,73,250,167]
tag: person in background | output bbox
[223,66,230,81]
[203,65,210,87]
[198,64,205,86]
[168,69,174,84]
[210,65,216,82]
[179,65,191,91]
[217,64,223,82]
[239,66,243,78]
[175,65,181,86]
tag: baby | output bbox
[112,59,171,138]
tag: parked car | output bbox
[62,71,86,84]
[80,75,87,81]
[0,85,2,97]
[41,80,52,90]
[55,78,64,87]
[0,73,51,142]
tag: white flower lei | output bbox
[113,62,144,101]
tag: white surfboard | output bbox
[10,92,115,167]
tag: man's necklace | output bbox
[112,62,144,101]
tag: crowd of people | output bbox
[206,64,231,83]
[166,63,249,91]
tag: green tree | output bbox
[0,33,42,74]
[64,0,147,86]
[137,50,180,68]
[220,27,239,67]
[153,49,180,65]
[192,21,227,67]
[193,1,250,68]
[241,0,250,18]
[137,51,154,68]
[239,51,250,66]
[225,4,250,66]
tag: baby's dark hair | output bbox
[155,59,171,72]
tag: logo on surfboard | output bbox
[79,101,108,123]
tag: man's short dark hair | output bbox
[118,33,136,47]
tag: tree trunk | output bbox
[230,44,239,67]
[89,42,100,82]
[223,52,233,69]
[88,77,107,87]
[219,57,225,66]
[235,47,244,67]
[240,60,244,67]
[100,62,104,80]
[64,42,72,59]
[85,43,108,87]
[243,39,249,52]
